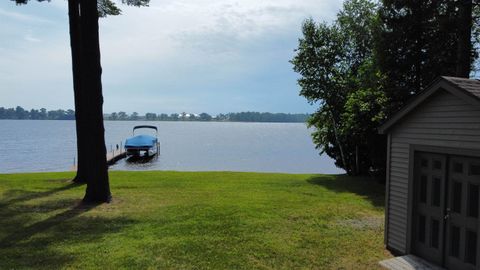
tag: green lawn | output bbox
[0,171,391,269]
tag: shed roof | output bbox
[443,76,480,98]
[378,76,480,134]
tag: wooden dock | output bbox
[71,147,127,171]
[106,149,127,166]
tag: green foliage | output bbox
[199,112,212,121]
[377,0,480,112]
[130,112,139,120]
[116,111,310,122]
[97,0,121,17]
[292,0,385,175]
[292,19,347,107]
[342,61,388,173]
[121,0,149,6]
[117,111,128,120]
[226,112,309,122]
[0,107,309,122]
[293,0,479,176]
[337,0,378,71]
[145,112,157,121]
[98,0,150,17]
[0,171,387,269]
[343,88,386,136]
[0,106,75,120]
[342,60,387,135]
[109,112,118,120]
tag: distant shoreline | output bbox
[0,119,308,123]
[0,107,310,123]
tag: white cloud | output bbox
[0,0,343,113]
[99,0,342,62]
[24,34,41,42]
[0,7,54,24]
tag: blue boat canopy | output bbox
[125,135,157,149]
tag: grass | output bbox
[0,171,391,269]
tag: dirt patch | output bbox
[335,216,383,230]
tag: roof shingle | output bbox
[442,76,480,100]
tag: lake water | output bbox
[0,120,343,174]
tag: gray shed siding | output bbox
[387,89,480,253]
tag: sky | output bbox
[0,0,343,115]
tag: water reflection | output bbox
[125,155,156,164]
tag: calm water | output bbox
[0,120,343,174]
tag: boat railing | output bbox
[133,125,158,136]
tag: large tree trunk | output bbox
[68,0,111,203]
[456,0,473,78]
[68,0,88,184]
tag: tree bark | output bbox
[68,0,111,202]
[355,145,359,175]
[329,111,349,175]
[68,0,88,184]
[456,0,473,78]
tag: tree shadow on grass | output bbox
[0,182,86,232]
[0,182,84,207]
[0,200,99,248]
[0,183,137,269]
[306,175,385,208]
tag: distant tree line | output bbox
[0,106,309,123]
[0,106,75,120]
[224,112,308,122]
[106,111,309,122]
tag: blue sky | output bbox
[0,0,343,115]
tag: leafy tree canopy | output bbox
[377,0,480,112]
[292,0,479,177]
[292,0,385,176]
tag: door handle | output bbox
[444,208,451,220]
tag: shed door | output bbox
[412,153,480,270]
[412,152,447,265]
[445,157,480,270]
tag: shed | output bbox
[379,76,480,269]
